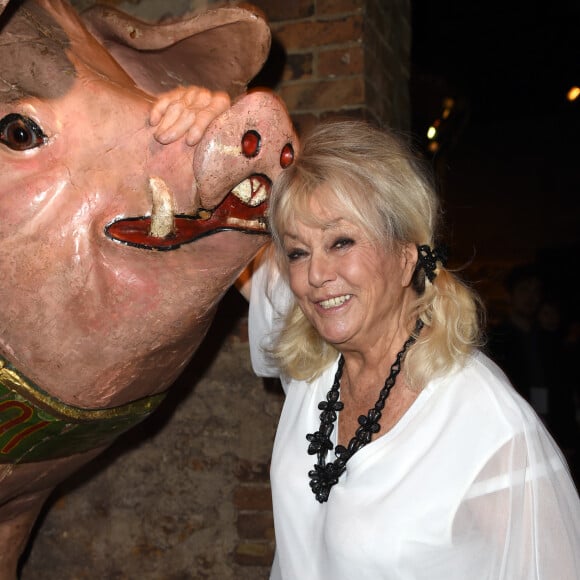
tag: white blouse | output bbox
[248,258,580,580]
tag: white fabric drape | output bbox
[248,257,580,580]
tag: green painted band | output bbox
[0,356,165,463]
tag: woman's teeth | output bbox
[319,295,352,309]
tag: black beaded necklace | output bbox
[306,319,424,503]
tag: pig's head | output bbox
[0,0,297,409]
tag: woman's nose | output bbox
[308,251,335,287]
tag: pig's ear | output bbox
[80,5,271,99]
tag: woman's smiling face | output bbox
[281,193,415,353]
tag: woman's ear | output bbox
[400,243,418,287]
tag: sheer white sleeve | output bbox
[452,420,580,579]
[248,250,293,378]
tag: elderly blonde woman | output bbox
[152,95,580,579]
[244,121,580,580]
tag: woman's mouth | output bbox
[318,294,352,309]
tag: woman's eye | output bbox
[333,237,354,250]
[286,248,307,261]
[0,114,47,151]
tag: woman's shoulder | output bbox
[434,350,540,436]
[459,350,513,387]
[445,349,517,393]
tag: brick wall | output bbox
[249,0,411,134]
[233,459,275,568]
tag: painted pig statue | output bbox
[0,0,297,576]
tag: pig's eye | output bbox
[0,114,47,151]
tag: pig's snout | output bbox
[193,91,297,211]
[231,129,295,208]
[105,91,297,252]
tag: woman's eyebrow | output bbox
[282,217,347,238]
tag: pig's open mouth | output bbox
[105,175,270,251]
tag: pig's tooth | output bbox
[232,177,268,207]
[249,177,268,207]
[226,217,267,230]
[231,179,252,203]
[149,176,175,238]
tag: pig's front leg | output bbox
[0,491,51,580]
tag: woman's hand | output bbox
[150,86,231,146]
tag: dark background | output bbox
[409,0,580,319]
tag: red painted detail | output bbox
[280,143,294,168]
[0,401,50,454]
[1,420,50,454]
[241,130,261,158]
[0,400,32,436]
[105,186,271,250]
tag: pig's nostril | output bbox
[241,130,261,158]
[280,143,295,169]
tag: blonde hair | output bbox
[268,120,483,388]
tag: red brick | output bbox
[189,457,217,471]
[278,77,365,111]
[234,541,275,567]
[271,15,363,50]
[317,0,365,15]
[288,112,319,137]
[237,512,275,540]
[282,52,314,82]
[235,460,271,483]
[233,485,273,510]
[318,45,364,77]
[249,0,315,21]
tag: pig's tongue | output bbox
[105,176,269,251]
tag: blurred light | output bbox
[442,97,455,119]
[422,96,462,157]
[567,86,580,102]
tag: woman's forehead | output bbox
[283,197,350,231]
[282,214,347,237]
[290,186,348,220]
[275,182,382,242]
